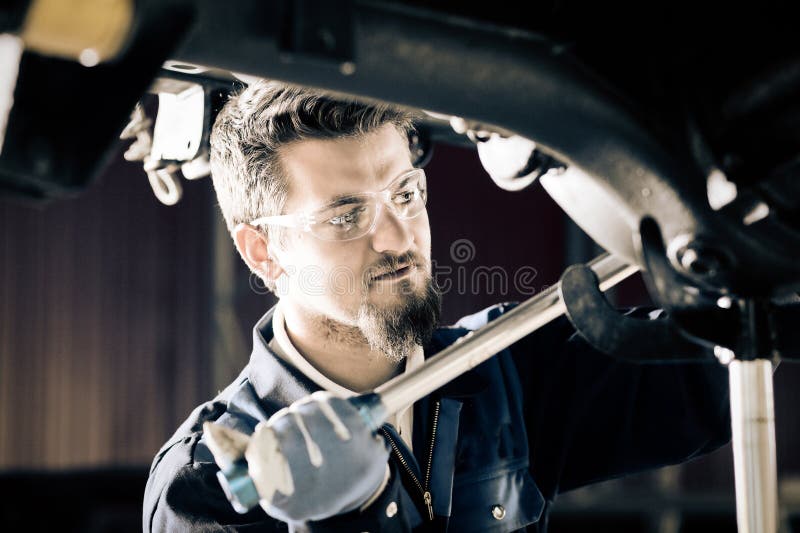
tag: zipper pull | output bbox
[423,491,434,521]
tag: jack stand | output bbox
[728,359,778,533]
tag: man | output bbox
[143,80,730,532]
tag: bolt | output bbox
[677,243,723,278]
[717,296,733,309]
[714,345,736,365]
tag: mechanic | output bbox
[143,80,731,532]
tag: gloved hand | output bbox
[245,391,391,523]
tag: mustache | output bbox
[364,251,427,282]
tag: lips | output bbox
[371,263,414,282]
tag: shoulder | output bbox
[429,302,519,350]
[452,301,519,330]
[434,301,577,353]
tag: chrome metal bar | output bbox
[729,359,778,533]
[375,253,639,416]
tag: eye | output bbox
[328,205,366,226]
[393,189,417,205]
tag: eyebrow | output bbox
[325,195,367,209]
[322,167,416,207]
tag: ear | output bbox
[233,223,285,284]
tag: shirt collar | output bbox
[246,306,321,406]
[245,304,426,403]
[270,302,425,397]
[269,303,355,398]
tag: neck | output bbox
[279,301,404,392]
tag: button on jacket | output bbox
[143,303,731,532]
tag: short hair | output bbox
[209,79,418,239]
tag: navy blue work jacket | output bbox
[143,303,730,532]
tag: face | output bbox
[270,124,440,360]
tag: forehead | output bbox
[279,123,412,212]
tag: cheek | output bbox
[413,211,432,253]
[326,254,362,296]
[313,241,370,296]
[278,239,338,294]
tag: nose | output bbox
[369,203,414,254]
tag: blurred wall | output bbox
[0,147,215,469]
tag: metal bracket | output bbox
[120,79,213,205]
[559,264,713,363]
[448,116,565,192]
[149,79,205,163]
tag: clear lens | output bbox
[310,197,377,241]
[307,169,427,241]
[389,171,427,218]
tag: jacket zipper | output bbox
[380,400,441,521]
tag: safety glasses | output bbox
[249,168,427,242]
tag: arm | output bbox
[147,459,420,532]
[147,461,277,532]
[144,393,422,532]
[510,309,731,497]
[143,426,421,533]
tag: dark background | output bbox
[1,139,799,532]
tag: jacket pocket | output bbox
[450,465,544,532]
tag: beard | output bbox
[355,269,442,363]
